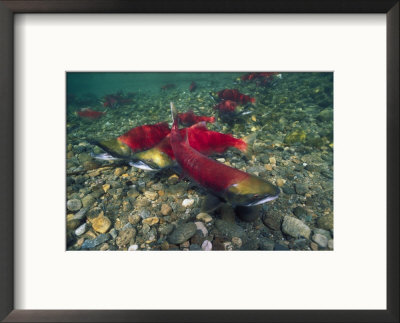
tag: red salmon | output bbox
[217,89,255,105]
[77,108,105,120]
[170,103,279,206]
[178,110,215,126]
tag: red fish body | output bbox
[189,81,197,92]
[103,92,133,108]
[213,100,238,114]
[178,110,215,126]
[241,72,279,85]
[217,89,255,105]
[118,122,171,153]
[77,108,105,120]
[170,103,279,206]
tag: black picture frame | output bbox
[0,1,398,322]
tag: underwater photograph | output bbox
[66,72,333,251]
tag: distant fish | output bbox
[92,122,171,159]
[77,108,106,120]
[216,89,255,105]
[189,81,197,92]
[213,100,238,114]
[170,102,279,207]
[161,84,176,91]
[241,72,281,86]
[102,91,134,108]
[178,110,215,126]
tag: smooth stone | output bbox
[328,239,334,249]
[142,217,159,226]
[128,244,139,251]
[215,220,245,239]
[295,183,308,195]
[259,239,275,251]
[116,227,137,248]
[231,237,243,248]
[189,244,201,251]
[312,233,328,248]
[129,214,141,225]
[194,222,208,237]
[144,191,158,201]
[114,168,124,176]
[161,204,172,216]
[67,219,81,231]
[81,233,110,249]
[282,216,311,239]
[262,211,283,231]
[276,178,285,187]
[158,223,174,236]
[313,228,331,240]
[182,198,194,207]
[81,194,96,208]
[91,215,112,234]
[109,228,118,239]
[201,240,212,251]
[317,214,333,230]
[168,223,197,244]
[67,199,82,212]
[73,207,88,220]
[274,242,290,251]
[139,209,151,219]
[74,223,87,236]
[196,212,213,223]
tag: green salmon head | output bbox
[134,148,173,170]
[96,138,132,158]
[224,174,280,206]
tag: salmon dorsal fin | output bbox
[170,102,178,128]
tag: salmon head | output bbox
[94,138,132,159]
[223,174,280,207]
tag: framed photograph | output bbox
[0,1,398,322]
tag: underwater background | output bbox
[66,72,333,251]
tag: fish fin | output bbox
[191,121,208,130]
[201,194,224,213]
[170,102,179,128]
[240,132,258,158]
[184,129,190,145]
[129,160,158,171]
[90,152,122,161]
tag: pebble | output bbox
[128,244,139,251]
[313,228,331,240]
[194,222,208,237]
[67,219,81,231]
[161,204,172,216]
[282,216,311,239]
[201,240,212,251]
[67,199,82,212]
[276,178,285,187]
[196,212,213,223]
[73,207,88,221]
[139,209,151,219]
[182,198,194,207]
[262,211,282,231]
[215,220,245,239]
[74,223,87,236]
[81,194,95,208]
[168,222,197,244]
[259,239,275,250]
[91,215,112,234]
[317,214,333,230]
[231,237,242,248]
[189,244,201,251]
[114,168,124,176]
[292,206,309,222]
[310,242,319,251]
[158,223,174,236]
[269,156,276,165]
[312,233,328,248]
[151,183,164,191]
[328,239,334,249]
[109,228,118,239]
[81,233,110,250]
[102,184,110,193]
[295,183,308,195]
[160,241,169,250]
[142,217,159,226]
[116,227,137,248]
[128,214,141,225]
[216,158,226,163]
[265,164,273,171]
[274,242,290,251]
[144,191,158,201]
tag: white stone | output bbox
[182,198,194,207]
[195,221,208,237]
[312,233,328,248]
[201,240,212,251]
[74,223,87,236]
[128,244,139,251]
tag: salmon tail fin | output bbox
[240,132,258,158]
[170,102,178,129]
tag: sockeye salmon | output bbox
[170,102,279,207]
[132,121,255,170]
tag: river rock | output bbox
[195,222,208,237]
[182,198,194,207]
[201,240,212,251]
[161,204,172,216]
[81,233,110,249]
[73,207,88,221]
[168,222,197,244]
[74,223,87,236]
[144,191,158,201]
[81,194,96,208]
[142,217,159,226]
[259,239,275,250]
[312,233,328,248]
[295,183,308,195]
[282,216,311,239]
[116,227,137,248]
[262,211,282,231]
[317,214,333,230]
[67,199,82,211]
[215,220,245,239]
[196,212,213,223]
[91,215,112,234]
